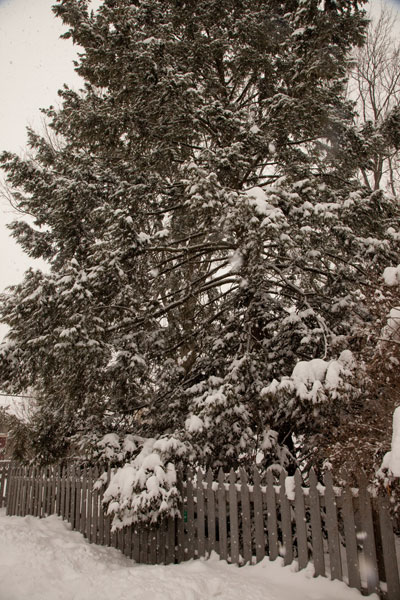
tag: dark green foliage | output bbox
[1,0,399,492]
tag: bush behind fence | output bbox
[1,461,399,600]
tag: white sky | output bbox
[0,0,102,341]
[0,0,399,344]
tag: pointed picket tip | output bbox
[239,467,248,484]
[357,470,368,493]
[266,468,274,485]
[323,469,334,488]
[217,468,225,484]
[294,469,303,489]
[229,468,236,484]
[196,468,204,484]
[278,469,285,485]
[309,467,318,487]
[253,465,261,485]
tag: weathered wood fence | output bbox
[1,461,399,599]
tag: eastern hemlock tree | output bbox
[1,0,400,524]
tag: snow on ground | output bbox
[0,509,374,600]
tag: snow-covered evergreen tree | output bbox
[1,0,399,521]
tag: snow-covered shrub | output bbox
[262,351,355,405]
[101,436,193,528]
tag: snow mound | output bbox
[0,510,368,600]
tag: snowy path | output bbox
[0,510,374,600]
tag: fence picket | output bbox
[239,468,252,564]
[206,469,217,555]
[70,466,76,529]
[229,469,240,565]
[60,467,66,519]
[16,466,24,516]
[66,465,73,521]
[294,470,308,570]
[149,526,157,564]
[132,525,140,563]
[21,466,28,516]
[75,469,81,532]
[253,467,265,563]
[28,466,35,515]
[308,468,325,577]
[324,471,342,581]
[140,527,148,563]
[357,473,379,596]
[196,469,206,557]
[186,469,195,559]
[279,470,293,566]
[0,464,6,508]
[80,467,87,536]
[342,484,361,591]
[14,466,21,516]
[86,468,93,542]
[98,485,105,546]
[33,467,41,518]
[104,467,111,547]
[92,467,99,545]
[45,467,52,515]
[166,516,175,564]
[9,463,16,515]
[217,469,228,561]
[156,522,165,564]
[266,469,278,561]
[176,476,185,562]
[253,467,265,562]
[5,463,12,514]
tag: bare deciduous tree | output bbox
[350,5,400,195]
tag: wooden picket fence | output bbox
[1,461,400,599]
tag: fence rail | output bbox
[1,461,399,600]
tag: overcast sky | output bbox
[0,0,102,341]
[0,0,399,343]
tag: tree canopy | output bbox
[1,0,399,522]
